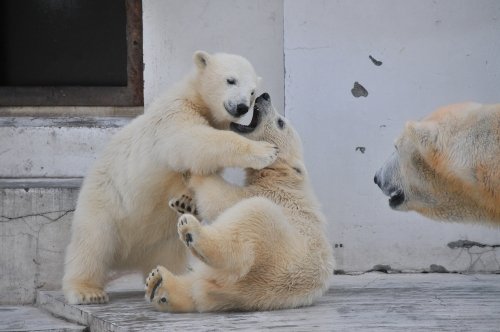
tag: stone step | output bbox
[36,273,500,332]
[0,116,131,178]
[0,305,86,332]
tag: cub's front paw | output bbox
[177,214,201,247]
[168,195,198,216]
[145,266,170,311]
[249,141,279,169]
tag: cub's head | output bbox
[231,93,305,179]
[193,51,260,125]
[374,102,500,223]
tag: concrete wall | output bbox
[0,182,79,304]
[143,0,285,112]
[2,0,500,304]
[284,0,500,272]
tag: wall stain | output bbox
[429,264,449,273]
[351,82,368,98]
[369,55,383,66]
[367,264,401,274]
[448,240,500,272]
[355,146,366,154]
[448,240,500,249]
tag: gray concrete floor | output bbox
[26,273,500,331]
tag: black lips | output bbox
[389,190,405,208]
[230,105,261,133]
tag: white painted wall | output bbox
[143,0,285,112]
[284,0,500,272]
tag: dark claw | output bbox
[150,277,162,302]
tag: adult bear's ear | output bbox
[405,121,438,150]
[194,51,210,70]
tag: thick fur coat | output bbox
[63,52,279,304]
[145,93,334,312]
[375,102,500,225]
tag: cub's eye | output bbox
[226,78,237,85]
[277,118,285,129]
[251,90,255,96]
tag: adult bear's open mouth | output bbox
[230,105,261,134]
[389,190,405,208]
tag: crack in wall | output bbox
[1,209,74,303]
[448,240,500,272]
[0,209,75,223]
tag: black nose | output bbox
[374,175,380,187]
[261,92,270,101]
[236,104,249,116]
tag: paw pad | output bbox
[185,233,193,245]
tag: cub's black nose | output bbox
[236,104,249,116]
[261,92,270,101]
[374,174,380,187]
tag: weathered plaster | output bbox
[0,117,130,177]
[0,184,79,304]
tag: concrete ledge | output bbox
[0,116,132,177]
[37,274,500,331]
[0,106,142,117]
[0,178,82,189]
[0,306,85,332]
[0,117,132,128]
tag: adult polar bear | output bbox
[145,93,334,312]
[375,102,500,225]
[63,51,279,304]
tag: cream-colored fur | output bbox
[375,102,500,225]
[145,93,334,312]
[63,52,279,304]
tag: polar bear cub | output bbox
[145,93,334,312]
[63,52,279,304]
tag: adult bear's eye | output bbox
[277,118,285,129]
[227,78,237,85]
[251,90,255,96]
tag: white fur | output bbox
[63,51,278,304]
[144,94,334,312]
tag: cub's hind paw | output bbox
[168,195,198,216]
[178,214,201,247]
[144,266,170,310]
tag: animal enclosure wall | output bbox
[284,0,500,272]
[142,0,500,272]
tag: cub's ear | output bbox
[193,51,210,70]
[405,121,438,149]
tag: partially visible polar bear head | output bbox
[230,92,304,174]
[374,102,500,224]
[194,51,260,125]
